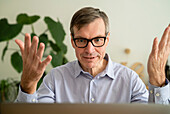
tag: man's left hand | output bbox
[148,24,170,87]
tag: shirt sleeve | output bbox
[148,79,170,104]
[15,71,55,103]
[15,86,38,103]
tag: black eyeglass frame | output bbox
[72,33,108,48]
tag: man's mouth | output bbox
[83,56,96,59]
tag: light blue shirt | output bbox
[16,54,148,103]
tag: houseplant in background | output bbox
[0,78,19,102]
[0,13,68,102]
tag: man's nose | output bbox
[85,41,95,53]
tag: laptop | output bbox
[1,103,170,114]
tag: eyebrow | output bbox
[74,35,106,39]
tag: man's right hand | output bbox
[15,33,52,94]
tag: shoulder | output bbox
[111,61,139,80]
[41,61,77,87]
[106,54,138,79]
[110,61,144,89]
[50,61,76,75]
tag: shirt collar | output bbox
[73,61,84,78]
[100,54,115,79]
[73,54,115,79]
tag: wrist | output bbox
[20,81,37,94]
[149,78,166,87]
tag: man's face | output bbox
[71,18,109,70]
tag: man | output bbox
[15,7,170,104]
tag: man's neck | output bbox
[83,59,108,77]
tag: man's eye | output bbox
[77,39,85,42]
[94,38,101,42]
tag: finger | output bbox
[167,24,170,48]
[39,55,52,70]
[24,33,31,56]
[151,37,158,59]
[158,25,170,50]
[165,25,170,57]
[28,36,39,60]
[37,43,45,59]
[33,43,45,67]
[15,39,24,56]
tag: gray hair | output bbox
[70,7,109,36]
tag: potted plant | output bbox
[0,13,68,102]
[0,78,19,102]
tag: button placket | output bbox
[150,90,153,94]
[155,93,160,97]
[89,79,96,103]
[32,98,36,102]
[91,98,95,102]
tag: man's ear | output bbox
[105,32,110,46]
[70,33,75,49]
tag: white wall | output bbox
[0,0,170,84]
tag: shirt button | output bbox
[32,99,36,102]
[155,93,160,97]
[150,90,153,94]
[91,98,95,102]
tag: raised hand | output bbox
[15,33,52,94]
[148,24,170,87]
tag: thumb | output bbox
[39,55,52,70]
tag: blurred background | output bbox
[0,0,170,86]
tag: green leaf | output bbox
[17,14,40,25]
[49,40,61,52]
[0,18,23,42]
[1,41,9,61]
[50,51,63,67]
[44,17,66,45]
[60,43,67,54]
[49,41,67,54]
[39,33,48,50]
[63,56,68,64]
[11,52,23,73]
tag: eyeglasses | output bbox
[73,33,108,48]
